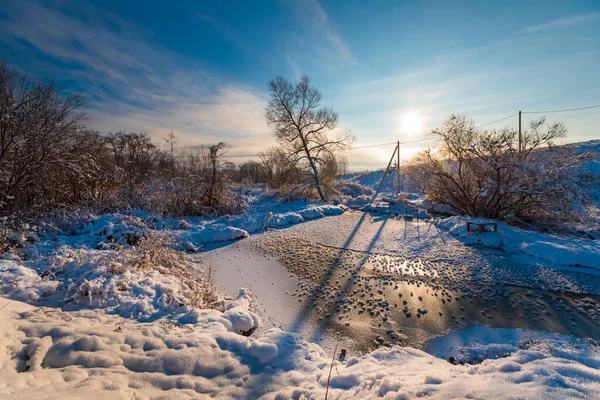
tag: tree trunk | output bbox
[301,137,327,202]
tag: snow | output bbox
[425,324,581,363]
[152,203,346,247]
[0,260,59,302]
[21,201,346,256]
[438,216,600,270]
[1,237,599,398]
[1,297,599,399]
[2,142,600,398]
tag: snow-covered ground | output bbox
[2,297,599,399]
[2,142,600,399]
[437,216,600,271]
[2,212,600,398]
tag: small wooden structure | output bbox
[466,222,498,233]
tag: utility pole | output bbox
[397,141,401,197]
[518,111,522,152]
[372,142,398,202]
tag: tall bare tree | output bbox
[265,76,353,201]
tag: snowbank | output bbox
[1,298,599,399]
[1,244,258,332]
[425,325,582,363]
[20,203,346,256]
[176,204,346,249]
[156,205,345,245]
[438,216,600,270]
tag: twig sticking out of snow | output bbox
[325,342,339,400]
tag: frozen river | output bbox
[199,211,600,353]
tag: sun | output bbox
[400,111,423,135]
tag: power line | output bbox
[351,137,432,150]
[399,137,431,145]
[222,153,261,158]
[522,104,600,114]
[476,113,519,129]
[350,141,397,149]
[221,102,599,158]
[472,102,599,130]
[221,141,398,157]
[222,139,426,157]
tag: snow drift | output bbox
[1,298,599,399]
[438,216,600,270]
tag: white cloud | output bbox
[325,30,354,63]
[197,13,242,47]
[521,13,600,34]
[286,53,302,80]
[294,0,355,63]
[89,87,273,152]
[0,0,272,154]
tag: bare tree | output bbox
[106,132,157,180]
[258,147,301,190]
[0,60,96,213]
[164,127,179,173]
[414,114,593,221]
[265,76,353,201]
[202,142,228,209]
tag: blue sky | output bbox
[1,0,599,169]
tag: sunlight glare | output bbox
[400,111,423,135]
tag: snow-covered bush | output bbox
[334,180,375,208]
[0,229,221,317]
[337,181,375,198]
[0,215,27,253]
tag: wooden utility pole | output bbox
[372,142,398,202]
[518,111,522,152]
[396,141,401,196]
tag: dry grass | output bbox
[127,231,220,309]
[72,230,221,309]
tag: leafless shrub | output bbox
[0,60,107,214]
[237,161,264,185]
[320,152,347,197]
[193,264,220,309]
[402,163,430,194]
[131,232,186,272]
[0,215,24,253]
[99,134,245,217]
[413,114,593,222]
[259,147,302,190]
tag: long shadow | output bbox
[286,212,370,336]
[429,220,447,245]
[230,214,375,398]
[200,212,376,398]
[306,214,390,343]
